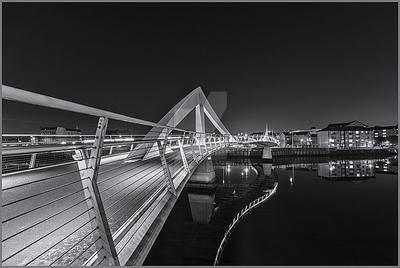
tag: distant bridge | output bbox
[1,85,277,266]
[236,134,280,146]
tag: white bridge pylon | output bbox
[127,86,231,160]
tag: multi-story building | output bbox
[310,127,318,146]
[277,128,320,148]
[370,125,398,147]
[276,132,290,147]
[317,120,374,149]
[40,126,82,144]
[292,130,313,147]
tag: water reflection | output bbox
[187,156,263,224]
[317,157,398,180]
[145,151,279,265]
[318,159,375,179]
[375,157,398,174]
[146,152,397,266]
[187,187,216,224]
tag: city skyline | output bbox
[3,3,397,134]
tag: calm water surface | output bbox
[145,151,398,266]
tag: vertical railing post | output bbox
[109,146,113,155]
[178,139,189,172]
[204,135,209,154]
[29,153,37,169]
[196,136,203,156]
[157,139,177,196]
[75,116,120,266]
[190,136,199,163]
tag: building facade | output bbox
[370,125,398,147]
[277,128,319,148]
[317,121,374,149]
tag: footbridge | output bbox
[2,85,237,266]
[235,134,280,160]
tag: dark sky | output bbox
[2,3,398,134]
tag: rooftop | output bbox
[318,120,369,132]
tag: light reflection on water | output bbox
[145,152,398,266]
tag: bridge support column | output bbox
[157,140,177,196]
[189,157,216,183]
[75,117,120,266]
[262,146,273,160]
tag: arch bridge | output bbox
[1,85,240,266]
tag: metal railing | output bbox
[213,182,278,266]
[2,85,234,266]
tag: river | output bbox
[144,148,398,265]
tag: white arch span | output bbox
[127,86,231,160]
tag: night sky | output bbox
[2,3,398,134]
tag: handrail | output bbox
[1,136,200,156]
[2,85,208,135]
[2,85,234,265]
[213,182,278,265]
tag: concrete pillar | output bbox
[189,157,216,183]
[262,146,272,160]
